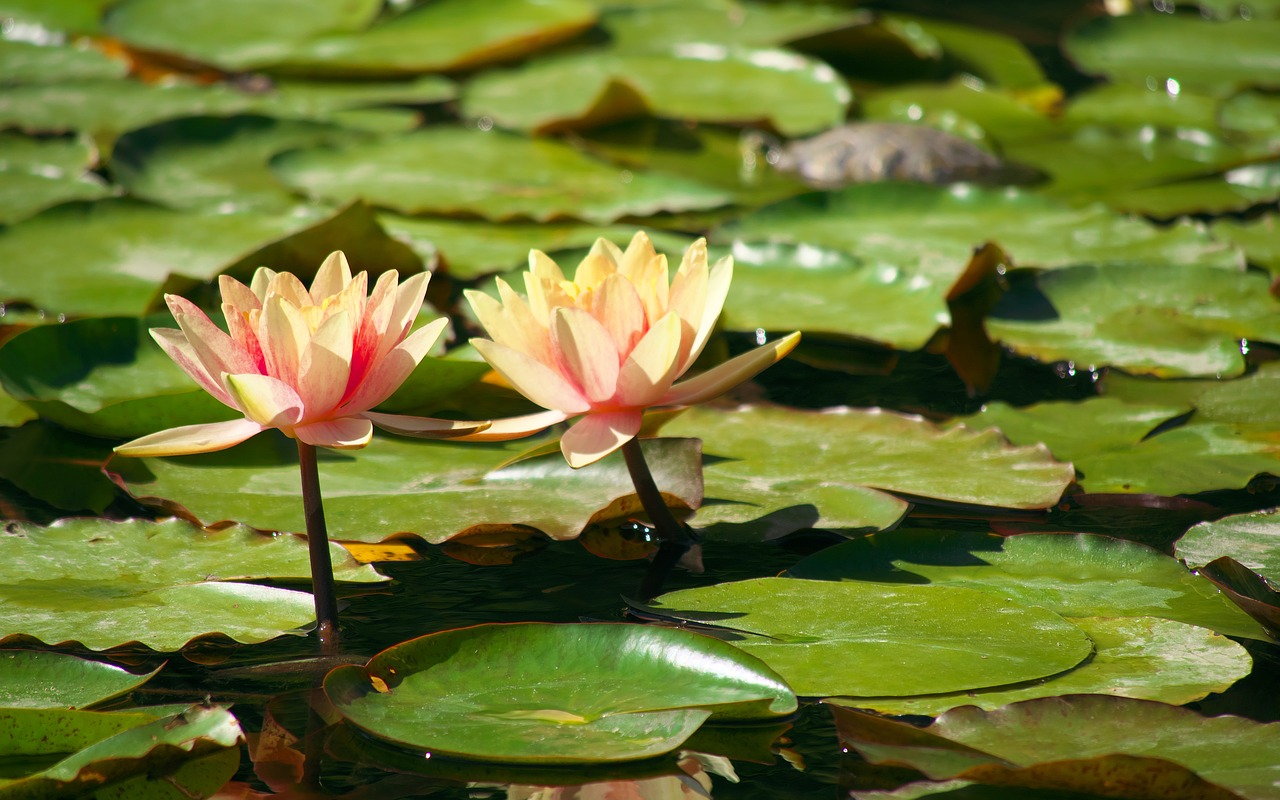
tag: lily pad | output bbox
[787,529,1270,641]
[0,132,113,224]
[0,422,120,513]
[278,0,598,76]
[834,695,1280,800]
[826,616,1251,716]
[987,263,1280,377]
[646,577,1093,697]
[0,517,382,650]
[110,432,703,545]
[599,0,867,50]
[324,622,796,763]
[1179,509,1280,585]
[860,79,1057,147]
[881,13,1049,90]
[272,126,730,223]
[659,405,1074,539]
[0,650,160,709]
[0,39,126,84]
[461,45,852,137]
[1066,12,1280,95]
[1213,212,1280,275]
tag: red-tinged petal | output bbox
[438,408,568,442]
[472,338,589,414]
[667,238,709,370]
[310,251,352,302]
[221,303,265,373]
[113,418,263,457]
[224,373,305,428]
[151,328,234,407]
[681,252,733,373]
[298,308,353,415]
[340,317,446,413]
[363,410,494,438]
[350,270,397,389]
[551,307,620,405]
[166,294,258,381]
[560,410,642,469]
[589,273,647,360]
[259,296,309,387]
[386,271,430,344]
[218,275,260,314]
[661,331,800,407]
[294,416,373,449]
[617,312,682,407]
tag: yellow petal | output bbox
[218,275,260,314]
[551,307,620,405]
[667,238,709,370]
[617,231,658,277]
[573,250,617,293]
[310,251,353,301]
[294,416,373,449]
[588,273,646,359]
[112,418,264,457]
[530,249,566,283]
[472,338,589,414]
[224,373,305,428]
[249,267,276,300]
[259,296,309,387]
[680,252,733,373]
[298,307,354,414]
[560,410,643,469]
[466,283,549,364]
[616,311,682,407]
[661,331,800,407]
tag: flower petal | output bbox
[471,338,589,414]
[573,250,617,293]
[680,251,733,373]
[667,238,709,370]
[560,410,643,469]
[298,307,354,415]
[588,273,646,360]
[258,296,309,388]
[294,416,372,449]
[660,331,800,407]
[218,275,260,315]
[150,327,234,407]
[384,271,430,352]
[113,418,264,457]
[466,282,549,364]
[263,270,311,308]
[441,408,569,441]
[224,373,305,428]
[339,317,446,413]
[362,410,493,438]
[617,230,658,276]
[616,311,683,407]
[166,294,258,381]
[310,251,352,302]
[249,267,276,301]
[551,307,620,405]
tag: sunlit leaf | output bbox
[325,622,795,762]
[860,79,1056,147]
[647,577,1092,697]
[1179,509,1280,586]
[881,13,1049,90]
[0,132,113,224]
[0,650,160,709]
[788,529,1270,641]
[1064,83,1221,131]
[272,126,730,223]
[600,0,867,50]
[1212,212,1280,274]
[0,39,125,84]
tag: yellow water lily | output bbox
[455,232,800,468]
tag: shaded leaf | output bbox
[0,422,120,513]
[0,651,159,709]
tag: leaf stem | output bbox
[621,437,695,600]
[297,441,340,653]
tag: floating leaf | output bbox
[660,405,1074,539]
[1064,83,1221,132]
[325,622,796,763]
[860,79,1057,146]
[111,433,702,545]
[278,0,598,76]
[272,127,730,223]
[0,39,125,84]
[0,651,160,709]
[827,616,1251,716]
[461,45,852,137]
[600,0,867,50]
[881,13,1049,90]
[0,422,120,513]
[1179,510,1280,586]
[647,577,1092,697]
[1213,212,1280,275]
[0,0,115,34]
[0,132,112,224]
[0,517,383,650]
[834,695,1280,800]
[788,529,1269,642]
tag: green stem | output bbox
[297,441,340,653]
[621,437,695,600]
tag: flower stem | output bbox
[621,437,695,600]
[297,441,340,653]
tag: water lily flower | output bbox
[455,232,800,468]
[114,252,486,457]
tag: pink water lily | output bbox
[449,232,800,468]
[115,252,487,457]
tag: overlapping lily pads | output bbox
[0,518,382,650]
[324,622,796,763]
[1179,510,1280,585]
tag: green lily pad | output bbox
[278,0,598,77]
[715,184,1242,287]
[1213,212,1280,274]
[647,577,1092,697]
[988,263,1280,377]
[787,529,1270,642]
[1095,162,1280,219]
[0,39,126,84]
[660,405,1074,539]
[0,422,120,513]
[1179,510,1280,586]
[860,80,1057,147]
[272,126,730,223]
[0,392,35,429]
[599,0,867,50]
[1066,12,1280,95]
[0,132,113,225]
[881,13,1048,90]
[0,517,383,650]
[111,433,703,545]
[0,0,116,34]
[0,703,242,798]
[461,45,851,137]
[104,0,382,72]
[834,695,1280,800]
[0,651,160,709]
[324,622,796,763]
[827,616,1251,716]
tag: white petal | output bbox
[559,411,643,469]
[661,332,800,407]
[113,418,264,457]
[294,416,373,449]
[310,251,352,301]
[443,409,569,441]
[223,373,305,428]
[472,338,589,414]
[298,308,353,414]
[680,252,733,373]
[362,410,493,438]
